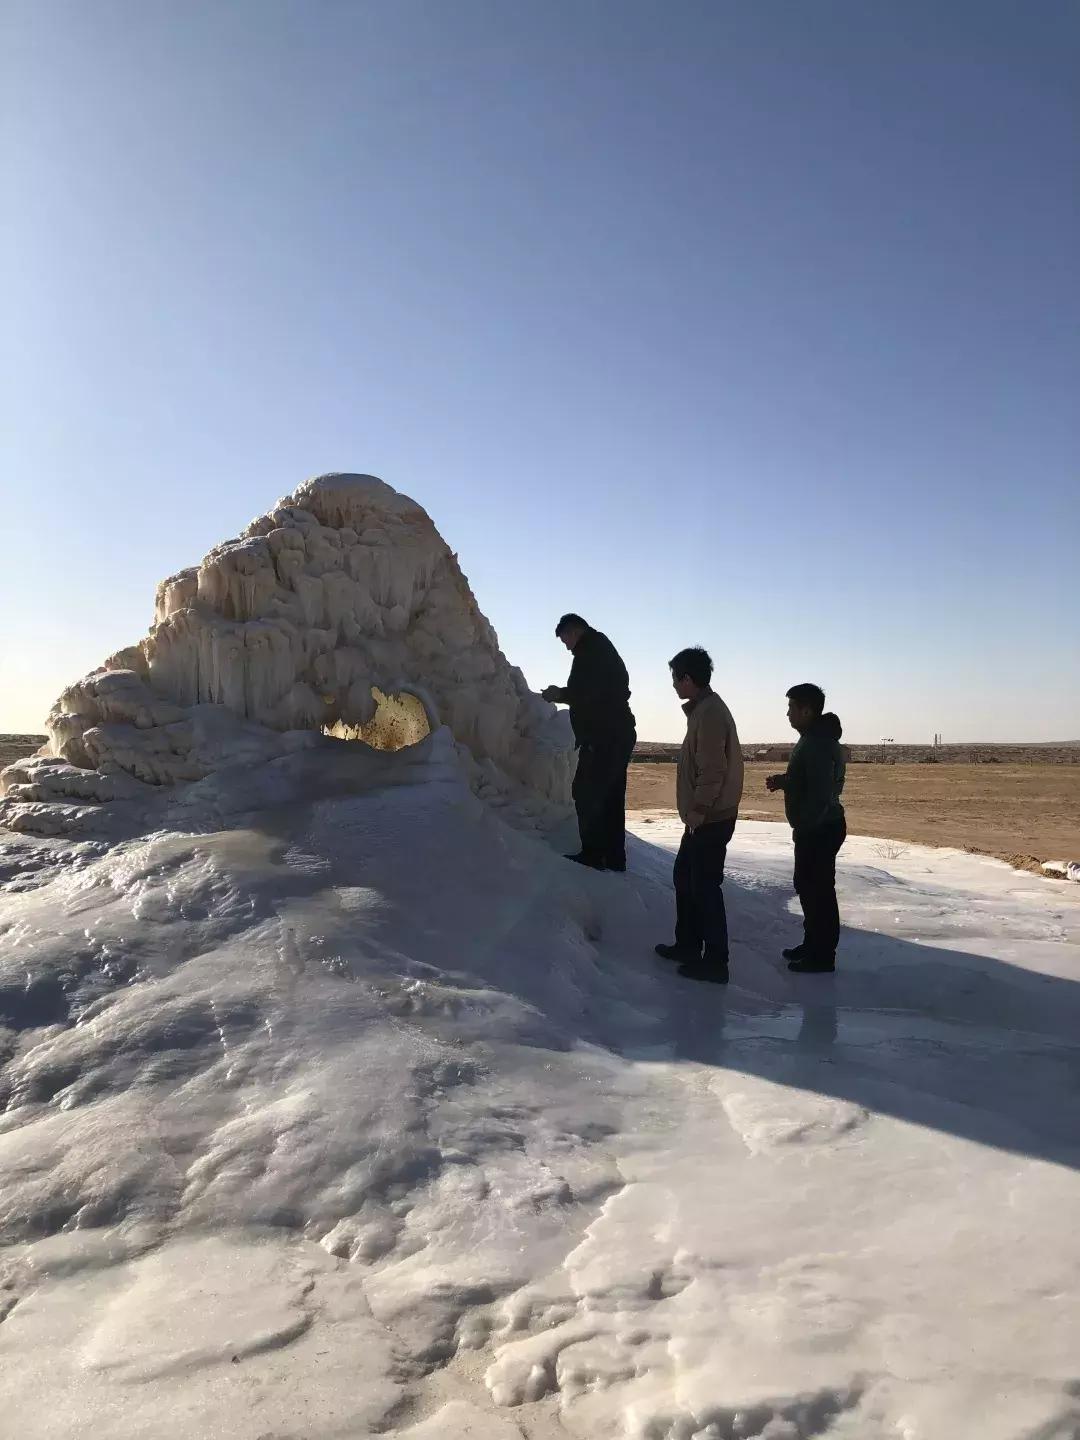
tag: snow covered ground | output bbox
[1,743,1079,1440]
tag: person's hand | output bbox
[541,685,561,703]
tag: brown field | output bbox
[629,761,1080,868]
[0,736,46,771]
[635,741,1080,766]
[3,735,1077,868]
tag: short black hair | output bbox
[786,682,825,716]
[555,613,588,636]
[669,646,713,688]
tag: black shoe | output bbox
[655,943,698,962]
[787,954,835,974]
[565,852,605,870]
[677,961,729,985]
[605,859,627,873]
[782,944,808,961]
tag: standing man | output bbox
[542,614,636,871]
[766,684,847,973]
[655,647,744,984]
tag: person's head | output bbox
[669,646,713,703]
[555,613,588,652]
[819,711,843,740]
[786,682,826,734]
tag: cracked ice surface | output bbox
[0,776,1079,1438]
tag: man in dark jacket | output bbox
[766,683,847,973]
[543,614,636,870]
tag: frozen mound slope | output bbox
[1,806,1079,1439]
[0,757,655,1440]
[0,474,572,836]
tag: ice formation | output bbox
[0,474,573,837]
[4,475,1080,1438]
[1,811,1079,1439]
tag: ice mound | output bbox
[0,474,573,837]
[0,753,660,1439]
[2,802,1080,1434]
[4,478,1080,1437]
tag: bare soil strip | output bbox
[629,761,1080,871]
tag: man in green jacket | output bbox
[655,646,744,984]
[766,683,847,973]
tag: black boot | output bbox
[787,953,835,974]
[782,944,808,961]
[677,960,729,985]
[565,852,605,870]
[655,943,698,962]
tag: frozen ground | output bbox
[1,749,1079,1440]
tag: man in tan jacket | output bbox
[655,647,744,984]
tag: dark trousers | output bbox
[572,732,636,866]
[793,818,847,957]
[673,817,736,964]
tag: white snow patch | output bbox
[0,776,1079,1437]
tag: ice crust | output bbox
[1,803,1079,1438]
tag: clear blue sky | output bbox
[2,0,1078,742]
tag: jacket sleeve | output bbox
[563,653,594,731]
[564,640,625,737]
[793,743,835,831]
[564,652,598,709]
[687,704,730,825]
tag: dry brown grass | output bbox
[629,761,1080,866]
[0,736,45,772]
